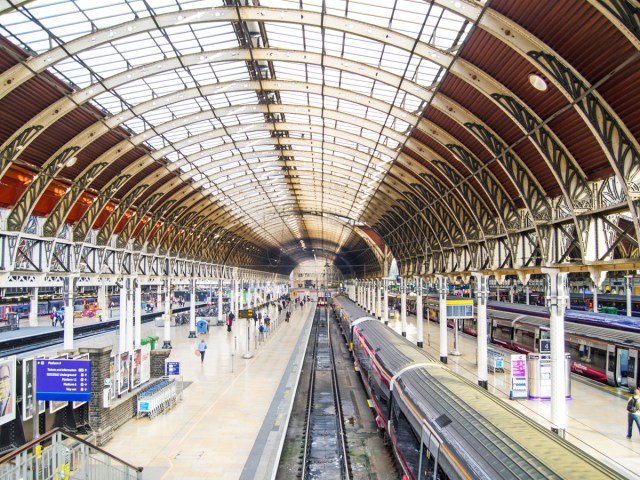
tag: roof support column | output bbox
[134,279,142,348]
[126,278,134,353]
[400,277,407,337]
[218,279,224,325]
[189,278,197,338]
[436,274,447,364]
[376,278,382,321]
[29,287,38,327]
[119,279,128,353]
[626,275,633,317]
[542,268,569,438]
[98,283,107,320]
[383,278,389,325]
[63,277,75,351]
[473,272,488,389]
[162,278,172,349]
[415,276,423,348]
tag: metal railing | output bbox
[0,428,143,480]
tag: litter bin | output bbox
[196,319,208,334]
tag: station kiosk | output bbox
[527,352,572,399]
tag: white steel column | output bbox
[163,279,172,349]
[543,268,569,437]
[29,287,39,327]
[156,286,162,312]
[218,279,224,324]
[437,275,448,364]
[98,283,107,319]
[63,278,75,350]
[415,277,423,347]
[383,278,389,325]
[134,280,142,348]
[119,279,127,353]
[189,278,197,338]
[376,279,382,320]
[473,272,489,389]
[626,275,632,316]
[400,277,407,337]
[126,278,134,353]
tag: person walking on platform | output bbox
[197,338,207,364]
[227,311,234,332]
[627,388,640,439]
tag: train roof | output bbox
[354,318,438,372]
[394,367,624,480]
[331,295,368,319]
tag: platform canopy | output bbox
[0,0,638,279]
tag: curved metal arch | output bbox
[431,93,591,211]
[416,115,551,224]
[405,135,519,234]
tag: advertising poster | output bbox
[118,352,130,395]
[109,355,116,400]
[49,354,68,413]
[131,348,142,389]
[73,354,90,408]
[140,344,151,385]
[22,358,45,420]
[509,354,528,399]
[0,356,17,426]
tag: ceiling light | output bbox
[66,156,78,167]
[528,73,548,91]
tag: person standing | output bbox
[197,338,207,364]
[627,389,640,439]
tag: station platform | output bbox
[104,301,314,480]
[98,296,639,480]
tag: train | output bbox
[331,299,624,480]
[386,292,640,392]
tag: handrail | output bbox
[0,427,143,473]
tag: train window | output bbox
[514,328,535,351]
[628,358,635,382]
[608,351,616,373]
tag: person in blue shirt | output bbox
[197,338,207,364]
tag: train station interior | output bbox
[0,0,639,479]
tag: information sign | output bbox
[509,354,528,399]
[238,308,254,319]
[36,359,91,402]
[166,361,181,376]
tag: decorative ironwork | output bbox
[73,175,132,242]
[530,51,640,188]
[465,122,551,222]
[492,93,592,210]
[96,184,149,245]
[446,144,520,229]
[0,125,44,177]
[598,0,640,42]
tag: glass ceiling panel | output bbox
[0,0,470,251]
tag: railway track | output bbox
[302,307,351,479]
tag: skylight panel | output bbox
[264,22,304,50]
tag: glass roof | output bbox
[0,0,471,257]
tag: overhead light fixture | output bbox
[66,156,78,167]
[528,73,548,91]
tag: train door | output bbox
[628,349,638,391]
[606,345,630,388]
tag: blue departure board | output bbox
[36,359,92,402]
